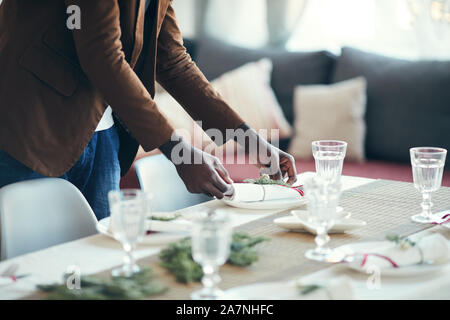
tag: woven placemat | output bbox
[136,179,450,299]
[29,179,450,300]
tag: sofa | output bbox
[120,37,450,189]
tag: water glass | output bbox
[108,189,150,277]
[190,210,232,300]
[410,147,447,223]
[303,175,342,262]
[312,140,347,182]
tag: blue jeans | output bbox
[0,125,121,220]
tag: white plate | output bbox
[147,218,193,233]
[274,211,366,234]
[336,241,449,277]
[221,197,306,210]
[96,217,187,246]
[225,281,300,300]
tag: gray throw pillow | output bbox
[195,37,336,126]
[332,47,450,167]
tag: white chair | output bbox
[0,178,98,260]
[134,154,212,212]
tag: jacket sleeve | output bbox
[65,0,174,152]
[155,2,245,145]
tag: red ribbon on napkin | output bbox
[360,253,399,268]
[281,185,305,197]
[431,213,450,225]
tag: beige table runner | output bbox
[32,179,450,299]
[138,179,450,299]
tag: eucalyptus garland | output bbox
[159,232,269,283]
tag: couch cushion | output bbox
[183,38,197,60]
[195,37,336,127]
[121,153,450,190]
[332,47,450,168]
[288,77,367,162]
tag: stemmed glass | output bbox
[410,147,447,224]
[108,189,150,277]
[304,175,342,262]
[312,140,347,182]
[190,209,232,300]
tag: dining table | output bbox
[1,172,449,300]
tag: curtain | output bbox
[286,0,450,60]
[201,0,307,48]
[407,0,450,59]
[266,0,308,48]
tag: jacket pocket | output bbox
[19,44,78,97]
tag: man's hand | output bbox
[259,144,298,185]
[160,136,233,199]
[235,123,298,185]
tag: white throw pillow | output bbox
[211,58,292,139]
[288,77,367,162]
[154,58,293,152]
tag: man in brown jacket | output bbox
[0,0,297,219]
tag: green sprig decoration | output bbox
[297,284,324,295]
[159,232,269,283]
[37,268,166,300]
[244,174,292,187]
[386,234,417,250]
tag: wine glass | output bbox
[410,147,447,224]
[312,140,347,182]
[190,209,232,300]
[108,189,150,277]
[303,175,342,262]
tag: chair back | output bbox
[0,178,98,260]
[134,154,212,212]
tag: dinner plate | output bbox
[225,281,301,300]
[221,197,306,210]
[96,217,188,245]
[274,211,366,234]
[147,219,192,233]
[336,241,449,277]
[225,278,354,300]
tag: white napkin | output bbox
[359,234,450,268]
[0,263,20,287]
[225,183,303,202]
[298,276,355,300]
[0,276,16,287]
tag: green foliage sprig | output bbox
[297,284,324,295]
[244,174,292,187]
[37,268,166,300]
[386,234,417,250]
[149,212,181,221]
[159,232,269,283]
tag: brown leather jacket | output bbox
[0,0,243,177]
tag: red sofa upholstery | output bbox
[223,159,450,186]
[120,154,450,189]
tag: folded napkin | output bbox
[0,275,17,287]
[0,263,21,287]
[225,183,304,202]
[298,276,355,300]
[357,234,450,269]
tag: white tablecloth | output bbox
[0,173,449,300]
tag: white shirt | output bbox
[95,106,114,131]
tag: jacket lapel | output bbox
[130,0,169,67]
[130,0,146,67]
[156,0,170,36]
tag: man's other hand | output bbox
[160,137,233,199]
